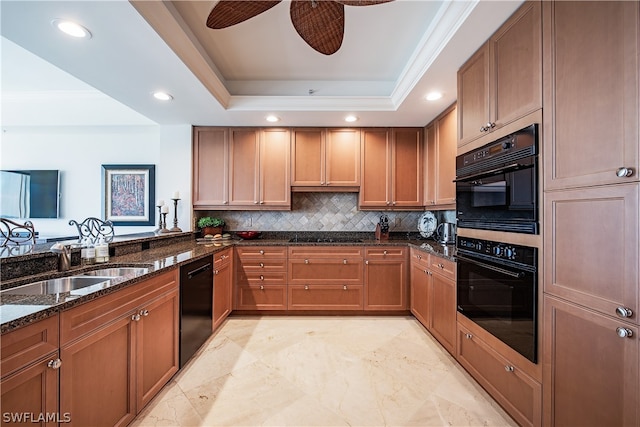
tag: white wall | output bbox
[0,124,193,238]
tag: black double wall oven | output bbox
[455,124,539,363]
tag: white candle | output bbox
[173,191,180,199]
[161,205,169,213]
[157,200,165,207]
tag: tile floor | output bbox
[131,316,517,427]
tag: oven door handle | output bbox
[454,163,524,182]
[456,255,525,278]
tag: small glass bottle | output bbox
[81,238,96,265]
[95,238,109,263]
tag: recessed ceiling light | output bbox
[425,91,443,101]
[52,19,92,39]
[345,115,358,123]
[266,115,280,123]
[153,91,173,101]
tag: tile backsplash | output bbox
[200,193,455,233]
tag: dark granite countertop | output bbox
[1,232,454,334]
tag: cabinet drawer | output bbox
[235,285,287,310]
[410,248,430,268]
[60,270,178,346]
[457,323,541,427]
[288,284,364,310]
[237,259,287,272]
[365,246,406,260]
[288,246,364,259]
[236,246,287,259]
[288,259,364,284]
[236,272,287,287]
[429,255,456,280]
[1,316,59,378]
[214,249,232,268]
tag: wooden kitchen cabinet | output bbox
[192,127,229,208]
[213,248,233,331]
[543,1,639,190]
[235,246,288,310]
[1,316,60,426]
[229,128,291,209]
[544,184,639,324]
[457,1,542,148]
[359,128,423,209]
[291,128,360,189]
[543,295,639,427]
[364,246,408,311]
[60,270,179,426]
[458,318,542,427]
[409,249,457,355]
[425,104,457,208]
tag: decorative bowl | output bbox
[236,231,261,240]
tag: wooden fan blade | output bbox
[335,0,394,5]
[207,0,281,29]
[290,0,344,55]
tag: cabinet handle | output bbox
[47,358,62,370]
[320,181,325,185]
[325,181,330,186]
[365,260,369,265]
[616,167,634,177]
[214,269,219,275]
[386,201,391,205]
[465,333,473,340]
[343,259,347,264]
[438,263,444,269]
[260,201,264,205]
[131,314,141,322]
[259,275,264,280]
[259,262,264,268]
[615,307,633,318]
[259,250,265,255]
[140,309,149,317]
[616,327,634,338]
[383,250,388,256]
[260,285,264,290]
[343,285,347,290]
[504,365,514,372]
[223,201,228,205]
[417,255,422,260]
[392,201,396,206]
[304,285,309,290]
[305,259,309,264]
[254,201,259,204]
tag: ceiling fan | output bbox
[206,0,394,55]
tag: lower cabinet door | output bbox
[364,259,408,311]
[236,285,287,310]
[213,259,233,330]
[410,261,430,328]
[1,353,59,426]
[137,289,179,410]
[457,323,541,427]
[429,273,456,355]
[543,295,639,427]
[288,284,364,310]
[60,315,136,427]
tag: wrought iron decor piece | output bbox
[0,217,36,246]
[69,217,114,243]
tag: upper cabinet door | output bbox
[229,128,260,206]
[359,128,391,208]
[259,128,291,207]
[434,106,457,206]
[192,127,229,207]
[543,1,639,190]
[391,128,423,208]
[291,129,324,186]
[325,128,361,187]
[458,43,490,147]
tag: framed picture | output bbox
[102,164,155,226]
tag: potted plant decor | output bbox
[197,217,225,236]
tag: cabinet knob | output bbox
[616,327,634,338]
[259,262,264,268]
[504,365,514,373]
[615,307,633,318]
[140,309,149,317]
[616,167,634,177]
[47,358,62,370]
[343,285,347,290]
[223,201,228,205]
[305,259,309,264]
[438,263,444,269]
[417,255,422,260]
[465,333,473,340]
[383,250,388,256]
[386,201,391,205]
[365,260,369,265]
[260,201,264,205]
[214,269,219,275]
[260,285,264,290]
[304,285,309,290]
[343,259,347,264]
[320,181,325,185]
[131,314,141,322]
[259,275,264,281]
[392,201,396,206]
[325,181,330,186]
[254,201,259,204]
[259,250,265,255]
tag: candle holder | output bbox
[155,205,164,234]
[159,213,171,234]
[170,198,182,232]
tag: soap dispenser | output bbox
[95,238,110,263]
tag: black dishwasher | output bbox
[179,255,213,367]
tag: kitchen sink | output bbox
[82,267,149,278]
[2,276,114,296]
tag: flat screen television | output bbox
[0,170,60,218]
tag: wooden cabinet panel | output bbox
[137,288,179,409]
[259,128,291,207]
[430,105,457,206]
[325,128,361,186]
[236,272,287,287]
[428,255,456,280]
[213,248,233,331]
[229,128,260,206]
[289,259,364,285]
[544,184,639,324]
[291,129,323,186]
[364,247,408,311]
[236,285,287,310]
[458,1,542,148]
[236,246,287,259]
[458,322,542,427]
[192,127,229,208]
[429,273,456,354]
[359,128,390,207]
[1,316,59,378]
[60,315,136,427]
[410,260,430,328]
[543,295,639,427]
[288,284,364,310]
[1,353,59,426]
[543,1,639,189]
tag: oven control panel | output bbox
[457,237,535,266]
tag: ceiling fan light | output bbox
[345,115,358,123]
[153,91,173,101]
[266,115,280,122]
[52,19,92,39]
[426,91,443,101]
